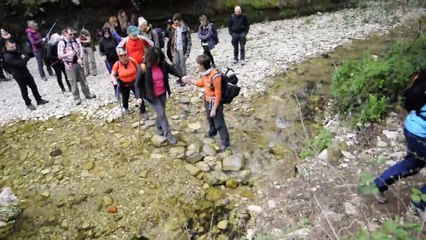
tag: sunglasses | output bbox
[118,53,128,57]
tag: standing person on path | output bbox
[26,20,54,81]
[138,17,160,48]
[198,15,216,67]
[80,28,97,76]
[0,28,12,81]
[48,33,71,93]
[135,47,183,144]
[110,48,146,118]
[228,6,249,65]
[58,27,96,105]
[99,27,119,73]
[182,54,231,152]
[2,39,48,110]
[172,13,191,77]
[373,69,426,221]
[164,19,174,63]
[117,9,128,37]
[116,25,153,65]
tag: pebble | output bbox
[247,205,262,213]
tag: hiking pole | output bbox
[44,21,57,43]
[137,103,141,144]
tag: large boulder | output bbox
[0,187,21,239]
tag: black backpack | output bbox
[210,68,240,104]
[211,25,219,45]
[153,28,165,48]
[403,69,426,116]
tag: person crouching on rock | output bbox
[110,48,143,117]
[182,54,231,152]
[135,47,184,145]
[2,39,48,110]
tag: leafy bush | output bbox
[331,36,426,124]
[299,128,332,158]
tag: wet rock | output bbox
[102,196,113,206]
[169,147,186,159]
[191,97,201,104]
[151,135,167,147]
[247,205,262,214]
[187,122,202,131]
[223,154,244,171]
[195,162,211,172]
[327,141,346,165]
[217,220,228,230]
[225,179,239,189]
[40,191,50,198]
[203,171,228,186]
[205,187,224,201]
[179,96,191,104]
[82,161,94,170]
[185,164,202,176]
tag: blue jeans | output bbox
[374,128,426,193]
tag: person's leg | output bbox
[34,50,46,80]
[76,66,94,98]
[15,78,32,105]
[87,48,97,75]
[172,50,180,67]
[166,45,173,62]
[203,45,215,66]
[120,85,131,110]
[150,94,172,136]
[240,33,246,61]
[374,129,426,193]
[179,49,187,75]
[231,33,239,62]
[204,101,217,137]
[26,76,43,103]
[60,63,72,91]
[83,47,90,76]
[66,64,81,101]
[212,103,230,148]
[43,50,54,76]
[105,61,113,73]
[52,63,65,92]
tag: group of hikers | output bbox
[1,4,425,223]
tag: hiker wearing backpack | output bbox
[58,27,96,105]
[26,20,54,81]
[99,27,119,73]
[80,28,98,77]
[182,54,231,152]
[228,6,249,65]
[110,48,147,118]
[2,39,49,110]
[48,33,71,93]
[198,15,217,67]
[172,13,192,76]
[373,69,426,221]
[138,17,161,48]
[116,25,154,65]
[164,19,174,63]
[135,47,184,145]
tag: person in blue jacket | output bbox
[374,69,426,222]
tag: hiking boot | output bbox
[232,59,238,64]
[218,146,231,153]
[409,202,426,222]
[375,192,387,204]
[42,77,48,81]
[240,59,246,65]
[166,134,177,145]
[204,132,217,138]
[27,104,36,111]
[37,99,49,105]
[85,94,96,99]
[123,109,130,115]
[75,99,82,105]
[141,112,149,120]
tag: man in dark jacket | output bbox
[3,39,48,110]
[228,6,249,64]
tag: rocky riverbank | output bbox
[1,1,425,239]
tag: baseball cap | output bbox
[167,19,173,24]
[127,25,139,36]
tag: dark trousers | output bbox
[52,62,71,92]
[204,101,230,148]
[166,44,173,62]
[231,33,246,61]
[374,128,426,192]
[203,45,215,66]
[15,76,42,105]
[119,84,145,113]
[0,65,6,78]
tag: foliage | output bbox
[357,172,379,195]
[410,187,426,205]
[299,128,332,158]
[331,35,426,124]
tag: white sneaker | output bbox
[375,192,387,204]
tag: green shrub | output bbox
[359,95,387,123]
[299,128,332,158]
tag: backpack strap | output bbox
[210,72,221,90]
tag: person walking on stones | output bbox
[116,25,153,65]
[172,13,191,76]
[374,69,426,221]
[26,20,54,81]
[182,54,231,152]
[228,6,249,64]
[58,27,96,105]
[99,27,119,73]
[135,47,183,144]
[110,48,146,117]
[80,28,97,76]
[198,15,216,68]
[48,33,71,93]
[2,39,49,110]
